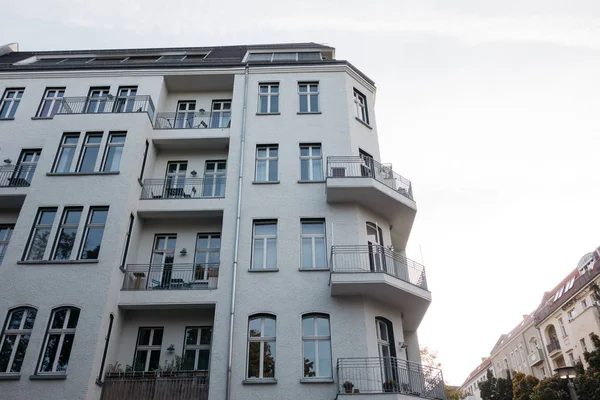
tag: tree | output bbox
[420,347,464,400]
[420,346,442,369]
[496,373,513,400]
[479,369,497,400]
[574,333,600,400]
[531,376,570,400]
[445,385,467,400]
[512,372,539,400]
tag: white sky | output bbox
[3,0,600,385]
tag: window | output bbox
[114,86,137,113]
[195,233,220,281]
[558,317,567,338]
[210,100,231,128]
[25,208,57,260]
[39,307,79,373]
[568,352,575,366]
[85,87,110,113]
[302,314,332,378]
[121,214,134,269]
[203,160,226,197]
[252,221,277,270]
[182,327,212,371]
[582,299,588,308]
[0,307,37,373]
[0,88,24,119]
[175,101,196,128]
[78,133,103,172]
[301,220,327,269]
[247,315,276,379]
[0,225,14,266]
[353,88,369,124]
[255,145,278,182]
[581,338,588,353]
[79,207,108,260]
[298,82,319,113]
[299,144,323,181]
[54,134,79,173]
[258,83,279,114]
[133,328,163,371]
[139,140,149,181]
[36,88,65,118]
[52,208,83,260]
[102,133,126,172]
[15,149,41,185]
[567,309,575,321]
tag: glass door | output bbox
[150,235,176,288]
[359,149,374,177]
[86,88,110,113]
[13,150,40,185]
[203,160,226,197]
[165,161,187,198]
[194,234,221,284]
[210,100,231,128]
[114,86,138,113]
[367,222,386,272]
[175,101,196,128]
[377,320,395,389]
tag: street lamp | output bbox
[555,366,578,400]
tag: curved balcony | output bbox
[326,157,416,249]
[330,245,431,330]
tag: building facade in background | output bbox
[0,42,444,400]
[462,358,492,400]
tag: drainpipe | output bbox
[225,64,249,400]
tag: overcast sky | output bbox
[3,0,600,385]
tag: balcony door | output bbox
[359,149,374,177]
[194,233,220,283]
[367,222,386,272]
[12,149,41,185]
[114,86,137,113]
[203,160,226,197]
[210,100,231,128]
[175,101,196,128]
[86,87,110,113]
[376,318,397,389]
[165,161,187,198]
[150,234,176,288]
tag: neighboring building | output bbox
[0,42,444,399]
[460,358,492,400]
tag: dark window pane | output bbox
[40,334,60,372]
[56,147,75,173]
[270,95,279,113]
[134,350,147,371]
[23,310,37,329]
[8,310,24,329]
[303,341,316,377]
[183,350,195,370]
[52,309,68,329]
[39,210,56,225]
[299,95,308,112]
[103,146,123,172]
[200,328,212,345]
[149,350,160,370]
[81,227,105,259]
[198,349,210,371]
[54,228,77,260]
[91,209,108,224]
[152,329,163,346]
[56,333,74,372]
[186,328,198,345]
[268,160,278,181]
[138,329,151,346]
[263,341,276,378]
[247,342,260,378]
[10,334,29,372]
[249,319,261,337]
[300,160,310,180]
[79,147,99,172]
[67,309,79,329]
[64,210,82,225]
[27,228,51,260]
[0,335,15,372]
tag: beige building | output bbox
[460,358,492,400]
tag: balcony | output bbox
[546,339,561,356]
[119,263,219,308]
[330,245,431,330]
[152,113,230,150]
[326,157,416,249]
[101,371,208,400]
[56,95,155,122]
[529,348,545,366]
[336,357,445,399]
[0,165,35,208]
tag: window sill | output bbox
[0,374,21,380]
[355,117,373,129]
[298,180,325,184]
[297,112,322,115]
[47,172,120,176]
[31,116,54,120]
[252,181,280,185]
[29,374,67,380]
[243,378,277,384]
[255,112,281,116]
[248,268,279,273]
[298,268,330,272]
[0,117,15,121]
[300,378,334,383]
[18,259,99,265]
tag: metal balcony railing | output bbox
[546,339,561,354]
[122,263,219,290]
[154,112,231,130]
[102,371,208,400]
[326,156,413,201]
[337,357,445,399]
[56,95,155,121]
[0,165,36,187]
[140,178,226,200]
[331,245,428,290]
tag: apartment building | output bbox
[461,358,492,400]
[459,248,600,389]
[0,42,444,400]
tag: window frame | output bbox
[50,207,83,261]
[258,83,280,114]
[36,87,65,118]
[53,133,80,173]
[301,313,332,379]
[0,88,24,119]
[77,132,103,173]
[133,327,163,372]
[251,220,278,270]
[182,326,212,371]
[0,225,14,266]
[101,132,126,172]
[78,207,109,260]
[0,307,37,374]
[298,82,320,113]
[353,88,369,125]
[23,208,58,261]
[300,219,327,270]
[246,314,276,380]
[37,307,80,374]
[255,145,279,182]
[558,317,568,338]
[299,144,323,181]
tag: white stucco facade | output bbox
[0,43,440,400]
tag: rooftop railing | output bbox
[56,95,155,121]
[154,112,231,130]
[122,263,219,291]
[0,165,36,187]
[140,178,226,200]
[326,156,413,201]
[331,245,428,290]
[102,371,208,400]
[337,357,445,399]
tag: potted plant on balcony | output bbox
[383,380,398,392]
[343,381,354,393]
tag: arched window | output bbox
[247,314,276,380]
[38,307,80,373]
[302,314,332,378]
[0,307,37,373]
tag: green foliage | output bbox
[530,376,570,400]
[445,385,467,400]
[575,333,600,400]
[512,372,539,400]
[496,375,513,400]
[479,369,512,400]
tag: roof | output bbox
[489,312,536,356]
[461,358,492,387]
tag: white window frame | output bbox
[353,88,369,124]
[133,327,163,371]
[77,132,103,173]
[36,88,65,118]
[0,225,14,266]
[54,134,80,173]
[246,315,276,380]
[101,132,126,172]
[302,314,332,378]
[0,307,37,373]
[183,326,212,371]
[38,307,79,374]
[299,144,323,181]
[24,208,58,261]
[298,82,319,113]
[0,88,24,119]
[255,145,279,182]
[251,220,277,270]
[51,207,83,261]
[300,220,327,269]
[258,83,279,114]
